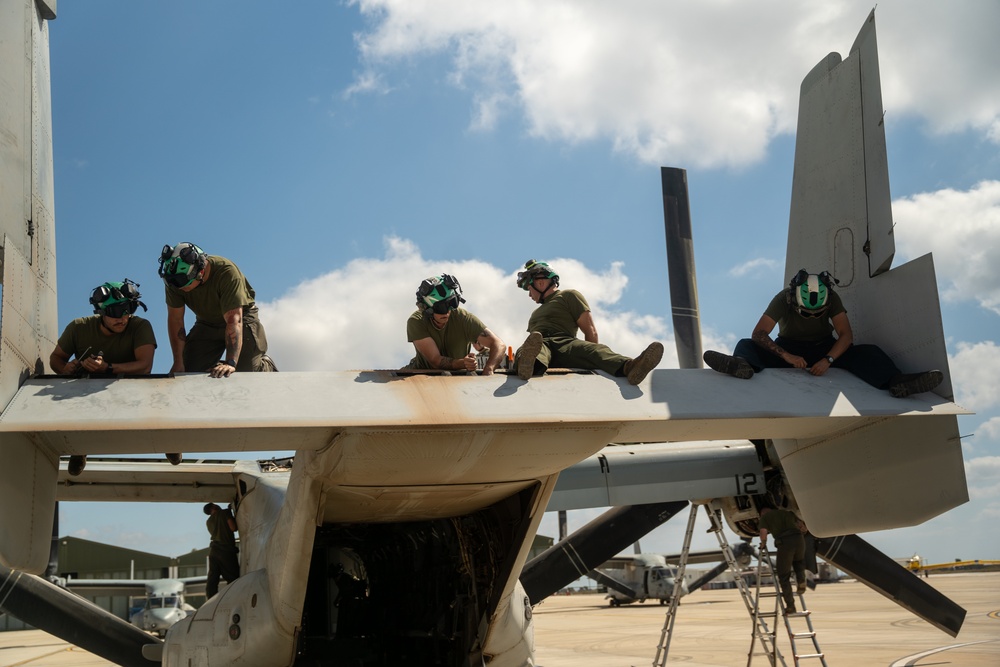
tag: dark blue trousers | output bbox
[732,337,900,390]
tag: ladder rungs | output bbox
[791,632,816,639]
[794,653,825,659]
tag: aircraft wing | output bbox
[64,578,151,597]
[5,369,969,545]
[57,458,247,503]
[2,369,965,451]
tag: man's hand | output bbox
[782,352,808,369]
[809,357,832,376]
[79,353,105,374]
[462,353,477,372]
[210,360,235,378]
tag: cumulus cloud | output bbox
[966,456,1000,500]
[893,180,1000,314]
[347,0,1000,167]
[949,341,1000,412]
[259,236,674,371]
[728,258,781,278]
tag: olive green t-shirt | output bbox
[164,256,256,326]
[406,308,488,369]
[763,289,846,342]
[759,509,802,538]
[56,315,157,363]
[206,508,237,549]
[526,289,590,337]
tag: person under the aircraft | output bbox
[49,279,168,476]
[513,260,664,384]
[158,242,277,378]
[203,502,240,598]
[404,273,507,375]
[757,506,807,614]
[701,269,943,398]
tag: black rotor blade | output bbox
[814,534,966,637]
[587,569,640,599]
[662,166,703,369]
[521,501,688,604]
[687,561,729,594]
[0,563,160,667]
[686,543,753,593]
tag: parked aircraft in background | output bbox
[64,577,205,638]
[591,546,755,607]
[0,6,970,667]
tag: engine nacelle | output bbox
[161,570,297,667]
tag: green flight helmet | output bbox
[158,242,207,289]
[89,279,147,318]
[516,259,559,291]
[416,274,466,316]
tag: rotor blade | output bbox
[814,534,966,637]
[661,166,703,369]
[687,561,729,594]
[0,564,160,667]
[521,501,688,604]
[587,569,641,599]
[685,543,753,593]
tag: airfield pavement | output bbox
[0,572,997,666]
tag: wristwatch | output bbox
[825,355,835,364]
[107,362,114,374]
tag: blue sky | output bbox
[49,1,999,569]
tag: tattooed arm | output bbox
[750,314,807,369]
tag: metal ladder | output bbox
[781,586,828,666]
[651,502,700,667]
[706,508,787,666]
[751,541,828,666]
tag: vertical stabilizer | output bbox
[784,10,952,398]
[0,0,60,572]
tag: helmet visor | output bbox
[102,302,133,318]
[162,267,196,288]
[431,294,461,314]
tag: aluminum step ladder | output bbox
[781,588,828,666]
[706,508,787,667]
[651,502,699,667]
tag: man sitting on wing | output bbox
[513,259,663,384]
[703,269,943,398]
[404,273,506,376]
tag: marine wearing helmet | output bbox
[703,268,943,398]
[405,273,506,375]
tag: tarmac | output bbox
[0,572,997,666]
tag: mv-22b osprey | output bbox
[0,5,970,667]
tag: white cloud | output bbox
[346,0,1000,167]
[259,237,673,372]
[949,341,1000,412]
[728,258,780,278]
[980,416,1000,441]
[893,180,1000,314]
[965,456,1000,501]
